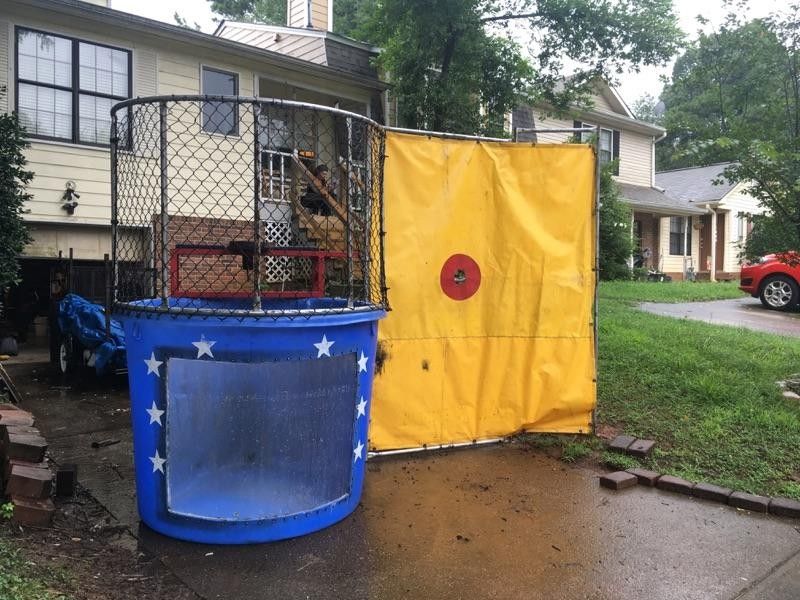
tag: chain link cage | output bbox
[110,96,387,319]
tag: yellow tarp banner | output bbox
[370,132,596,451]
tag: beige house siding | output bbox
[590,91,616,114]
[0,20,8,113]
[717,182,765,273]
[658,215,701,276]
[525,108,654,187]
[616,130,652,187]
[287,0,330,29]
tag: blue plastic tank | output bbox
[120,298,383,544]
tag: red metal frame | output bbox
[169,245,348,299]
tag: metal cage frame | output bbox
[110,95,387,319]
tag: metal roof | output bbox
[655,163,737,203]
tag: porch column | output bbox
[710,207,717,282]
[629,212,635,269]
[683,216,689,279]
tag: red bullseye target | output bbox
[440,254,481,300]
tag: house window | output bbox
[202,67,238,135]
[669,216,693,255]
[736,214,746,241]
[16,27,131,145]
[577,122,619,174]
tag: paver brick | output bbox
[608,435,636,452]
[692,482,733,503]
[3,457,45,482]
[5,464,52,499]
[656,475,695,495]
[769,497,800,519]
[0,409,34,427]
[4,431,47,462]
[599,471,638,491]
[729,491,770,513]
[627,439,656,458]
[626,468,661,487]
[10,495,55,527]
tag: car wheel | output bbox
[759,275,799,311]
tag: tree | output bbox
[209,0,682,136]
[174,12,202,30]
[363,0,681,135]
[598,161,633,280]
[631,93,664,126]
[210,0,286,26]
[0,86,33,290]
[715,6,800,258]
[657,14,787,170]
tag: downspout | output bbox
[652,130,666,188]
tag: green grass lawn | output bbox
[596,281,800,498]
[599,280,746,303]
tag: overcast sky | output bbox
[110,0,784,109]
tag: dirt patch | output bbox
[1,489,197,600]
[595,423,623,441]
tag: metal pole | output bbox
[346,116,354,307]
[110,111,118,310]
[159,101,169,308]
[252,102,263,312]
[591,126,601,435]
[103,253,111,339]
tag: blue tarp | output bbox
[57,294,126,374]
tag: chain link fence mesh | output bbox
[111,96,387,318]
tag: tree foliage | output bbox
[656,4,800,259]
[657,14,788,170]
[208,0,682,136]
[0,86,32,290]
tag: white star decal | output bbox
[357,351,369,373]
[314,334,335,358]
[356,396,367,419]
[353,440,364,463]
[149,450,166,474]
[192,336,216,359]
[144,352,163,377]
[146,401,165,426]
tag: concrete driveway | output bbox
[7,359,800,600]
[639,297,800,337]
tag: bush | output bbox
[599,162,633,280]
[0,85,32,290]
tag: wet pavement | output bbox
[6,358,800,599]
[639,297,800,337]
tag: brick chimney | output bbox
[287,0,332,31]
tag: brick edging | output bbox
[598,469,800,519]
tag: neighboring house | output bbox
[656,163,764,280]
[0,0,387,323]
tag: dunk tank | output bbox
[110,96,387,543]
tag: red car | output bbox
[740,253,800,311]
